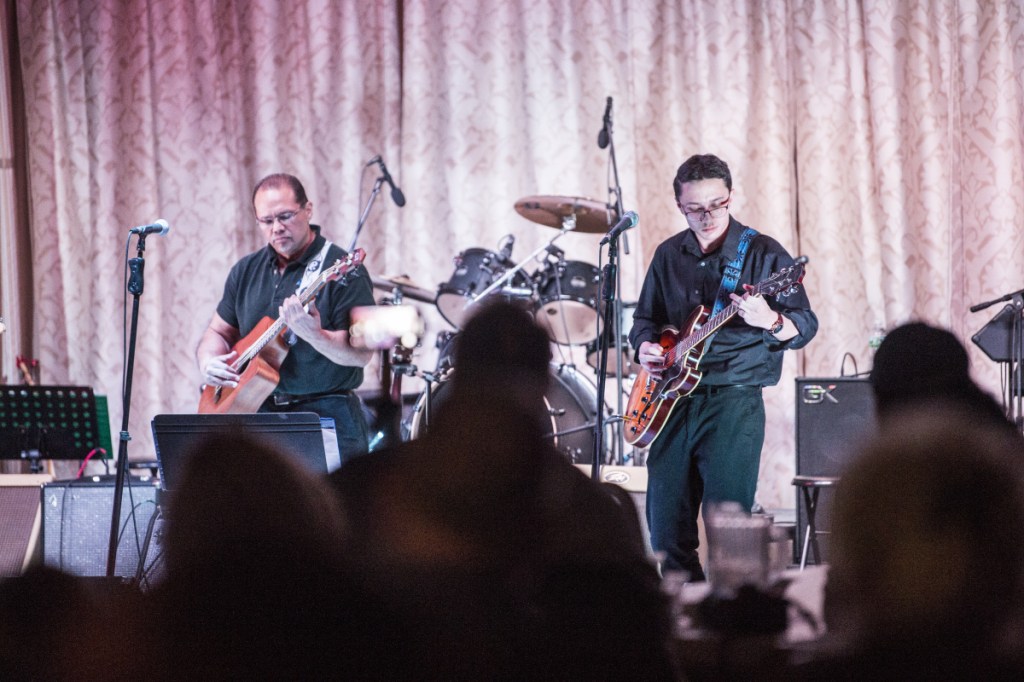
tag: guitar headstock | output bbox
[755,258,806,299]
[323,248,366,285]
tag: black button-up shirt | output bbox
[628,218,817,387]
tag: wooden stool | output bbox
[792,475,840,569]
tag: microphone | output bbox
[597,97,612,149]
[368,155,406,207]
[129,219,170,236]
[599,210,638,245]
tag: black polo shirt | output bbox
[216,226,376,395]
[628,218,818,387]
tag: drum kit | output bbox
[371,195,638,464]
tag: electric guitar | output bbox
[622,260,806,447]
[198,248,366,414]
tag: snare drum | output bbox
[436,248,532,329]
[533,260,601,346]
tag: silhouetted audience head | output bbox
[328,300,678,679]
[824,407,1024,677]
[151,433,374,678]
[451,298,552,402]
[870,321,1012,430]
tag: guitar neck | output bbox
[232,270,336,369]
[666,282,773,364]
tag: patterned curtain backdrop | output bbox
[12,0,1024,508]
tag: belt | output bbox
[272,390,352,406]
[688,384,760,397]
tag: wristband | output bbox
[769,313,785,335]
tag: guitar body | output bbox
[623,306,710,447]
[198,317,290,414]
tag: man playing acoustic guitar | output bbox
[628,154,818,580]
[197,173,376,463]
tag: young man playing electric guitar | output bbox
[628,154,818,580]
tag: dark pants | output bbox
[261,393,370,467]
[646,386,765,579]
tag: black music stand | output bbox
[151,412,335,493]
[0,385,105,472]
[972,301,1024,428]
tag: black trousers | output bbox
[645,386,765,579]
[261,393,370,467]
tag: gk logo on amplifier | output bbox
[800,383,839,405]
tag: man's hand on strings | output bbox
[638,340,666,379]
[730,285,777,330]
[280,294,324,342]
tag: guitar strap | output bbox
[284,240,333,346]
[706,227,757,343]
[297,240,334,295]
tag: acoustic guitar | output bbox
[198,248,366,414]
[622,260,806,447]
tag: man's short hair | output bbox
[673,154,732,201]
[252,173,309,209]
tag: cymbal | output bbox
[371,275,436,304]
[514,195,617,234]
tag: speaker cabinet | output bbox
[0,474,52,576]
[794,378,877,563]
[41,478,159,577]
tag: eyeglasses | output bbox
[683,198,730,222]
[257,207,304,227]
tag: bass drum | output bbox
[436,248,532,329]
[406,364,610,464]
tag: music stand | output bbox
[151,412,337,493]
[972,302,1024,427]
[0,386,105,472]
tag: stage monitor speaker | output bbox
[794,377,877,563]
[0,474,52,576]
[576,464,650,551]
[972,304,1022,363]
[41,478,159,577]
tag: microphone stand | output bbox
[600,95,629,466]
[106,233,148,576]
[350,176,386,252]
[592,237,622,479]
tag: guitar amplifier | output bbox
[41,478,160,577]
[794,377,877,563]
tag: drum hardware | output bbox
[371,275,437,304]
[587,301,638,377]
